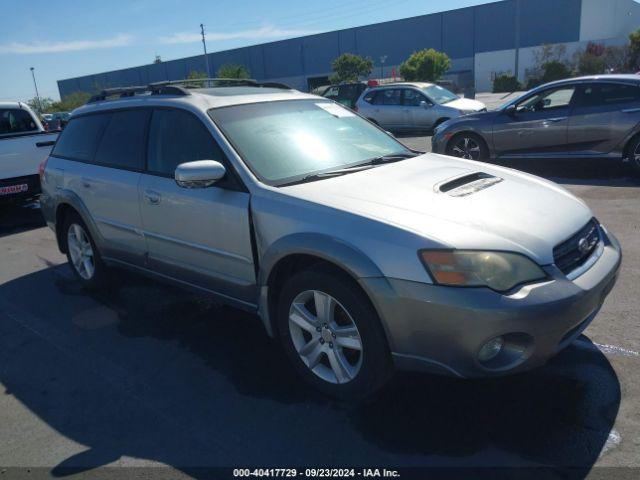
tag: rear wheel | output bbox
[446,133,489,161]
[64,212,110,290]
[628,135,640,176]
[277,268,392,400]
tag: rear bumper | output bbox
[361,231,622,378]
[0,174,41,204]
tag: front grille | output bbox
[553,219,601,275]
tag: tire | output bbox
[446,132,489,161]
[627,135,640,176]
[276,267,393,401]
[63,212,110,290]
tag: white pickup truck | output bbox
[0,102,58,204]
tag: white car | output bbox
[0,102,58,203]
[355,82,486,132]
[40,81,620,399]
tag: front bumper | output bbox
[361,232,622,378]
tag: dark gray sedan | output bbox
[431,74,640,175]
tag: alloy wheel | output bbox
[288,289,363,384]
[67,223,95,280]
[634,143,640,169]
[451,136,481,160]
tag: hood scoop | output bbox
[437,172,503,197]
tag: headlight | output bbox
[419,250,547,292]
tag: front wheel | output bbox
[277,268,393,400]
[446,133,489,161]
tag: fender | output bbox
[257,232,387,337]
[258,232,385,287]
[50,188,106,254]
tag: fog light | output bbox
[478,336,504,362]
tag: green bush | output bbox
[577,53,605,75]
[329,53,373,83]
[216,64,250,79]
[399,48,451,82]
[526,60,572,89]
[492,74,521,93]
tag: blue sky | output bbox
[0,0,496,102]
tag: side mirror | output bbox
[420,100,431,109]
[175,160,226,188]
[504,104,517,116]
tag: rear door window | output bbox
[372,89,402,106]
[577,83,640,108]
[0,108,38,135]
[51,113,111,162]
[94,109,149,170]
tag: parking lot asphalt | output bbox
[0,138,639,478]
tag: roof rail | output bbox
[149,78,292,90]
[88,84,190,103]
[87,77,294,104]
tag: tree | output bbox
[526,60,572,89]
[399,49,451,82]
[185,70,208,87]
[575,42,606,75]
[329,53,373,83]
[153,55,162,64]
[26,97,54,113]
[216,64,250,79]
[603,45,629,73]
[53,92,91,112]
[532,43,568,68]
[492,74,521,93]
[627,28,640,71]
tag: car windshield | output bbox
[209,100,412,186]
[422,85,458,104]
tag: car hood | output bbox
[443,97,486,111]
[281,154,592,265]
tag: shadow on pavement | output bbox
[0,202,45,238]
[0,265,621,478]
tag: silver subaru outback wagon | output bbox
[40,79,621,399]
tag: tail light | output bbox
[39,157,49,183]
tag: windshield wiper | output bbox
[358,152,419,166]
[280,164,376,186]
[278,152,419,187]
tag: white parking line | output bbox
[575,338,640,359]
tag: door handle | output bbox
[144,190,161,205]
[36,140,56,148]
[545,116,567,122]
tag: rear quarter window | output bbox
[52,114,111,162]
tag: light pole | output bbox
[200,23,211,78]
[30,67,42,113]
[379,55,387,81]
